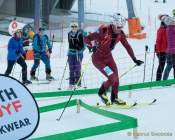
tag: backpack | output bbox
[68,30,84,51]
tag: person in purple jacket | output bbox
[4,29,31,84]
[161,13,175,80]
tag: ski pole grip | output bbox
[145,45,149,52]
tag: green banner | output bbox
[31,99,137,140]
[32,79,175,98]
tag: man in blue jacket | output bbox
[30,27,54,81]
[5,29,31,84]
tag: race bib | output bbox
[103,66,113,76]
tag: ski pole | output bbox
[51,34,54,46]
[56,58,91,121]
[11,62,17,77]
[58,59,68,90]
[82,75,87,88]
[120,64,137,78]
[143,45,149,82]
[151,47,156,82]
[35,56,41,83]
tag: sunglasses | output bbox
[71,26,77,28]
[17,29,22,32]
[117,26,123,29]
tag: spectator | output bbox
[5,29,31,85]
[161,14,175,80]
[30,27,54,81]
[155,15,168,81]
[67,22,85,89]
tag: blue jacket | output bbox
[33,34,52,53]
[7,37,25,61]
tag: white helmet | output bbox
[110,13,127,27]
[162,15,175,25]
[70,22,78,28]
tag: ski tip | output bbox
[132,102,137,107]
[152,98,157,103]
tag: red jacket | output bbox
[84,24,136,59]
[155,26,167,53]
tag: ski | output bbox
[95,102,137,109]
[29,79,57,85]
[95,98,157,109]
[29,81,51,85]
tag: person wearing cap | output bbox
[30,27,54,81]
[5,29,32,85]
[84,13,143,105]
[155,14,168,81]
[161,12,175,80]
[67,22,85,89]
[22,25,35,46]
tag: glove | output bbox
[154,44,157,52]
[48,48,52,54]
[133,58,144,66]
[22,53,26,60]
[88,46,97,53]
[23,40,29,46]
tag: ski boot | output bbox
[23,79,32,85]
[46,74,55,81]
[98,84,110,105]
[111,98,126,105]
[30,75,38,81]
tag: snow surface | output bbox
[1,0,175,139]
[30,86,175,140]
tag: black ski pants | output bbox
[5,56,27,81]
[156,52,166,81]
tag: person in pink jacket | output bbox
[161,13,175,80]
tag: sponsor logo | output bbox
[0,75,40,140]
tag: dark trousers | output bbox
[30,52,51,76]
[163,53,175,80]
[156,52,166,81]
[68,54,83,85]
[5,57,27,81]
[92,54,119,101]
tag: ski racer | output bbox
[84,13,143,105]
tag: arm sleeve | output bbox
[46,35,52,49]
[84,32,99,48]
[155,28,162,53]
[19,39,26,54]
[78,33,84,50]
[8,39,15,52]
[120,32,136,60]
[33,35,39,52]
[68,32,73,48]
